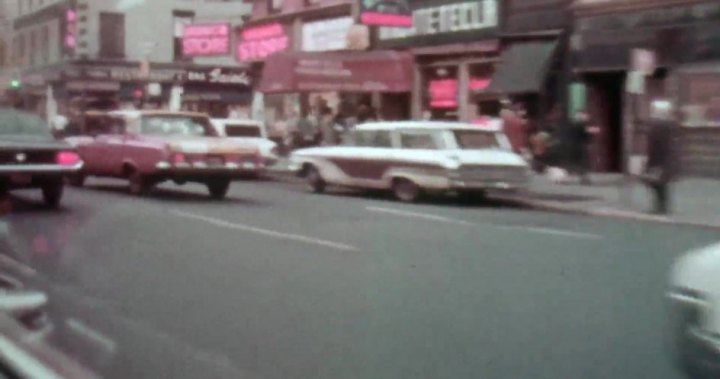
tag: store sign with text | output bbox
[377,0,498,48]
[302,17,355,52]
[183,23,231,56]
[185,67,251,87]
[359,0,412,27]
[236,23,290,62]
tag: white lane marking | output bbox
[493,225,603,240]
[365,206,602,240]
[0,254,37,276]
[0,334,66,379]
[66,318,117,353]
[170,210,360,252]
[365,206,474,226]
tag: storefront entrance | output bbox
[585,73,624,172]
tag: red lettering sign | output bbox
[236,23,289,62]
[182,23,230,56]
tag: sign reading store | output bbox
[376,0,498,48]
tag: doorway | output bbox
[585,72,624,172]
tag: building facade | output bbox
[573,0,720,176]
[9,0,253,119]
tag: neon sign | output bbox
[183,23,230,56]
[429,79,458,109]
[236,23,289,62]
[360,0,412,27]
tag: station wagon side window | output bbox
[399,131,444,150]
[352,130,393,148]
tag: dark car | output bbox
[0,108,82,208]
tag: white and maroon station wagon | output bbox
[289,121,530,202]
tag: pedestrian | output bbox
[566,111,593,185]
[642,100,679,215]
[319,107,338,146]
[501,103,528,155]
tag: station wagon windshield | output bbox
[140,116,213,137]
[453,130,501,149]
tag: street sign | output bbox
[631,49,656,75]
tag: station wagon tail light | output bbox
[56,151,81,166]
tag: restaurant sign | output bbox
[376,0,498,48]
[185,67,252,87]
[236,23,290,62]
[183,23,231,56]
[63,65,251,86]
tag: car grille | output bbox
[0,150,56,165]
[457,165,528,184]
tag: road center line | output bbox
[365,206,602,240]
[170,210,360,252]
[66,318,117,354]
[365,206,474,226]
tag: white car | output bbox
[211,118,279,167]
[289,121,530,202]
[668,242,720,379]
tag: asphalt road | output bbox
[0,178,717,379]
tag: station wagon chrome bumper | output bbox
[155,161,261,175]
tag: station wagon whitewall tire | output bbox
[392,178,421,203]
[305,165,326,194]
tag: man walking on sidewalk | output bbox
[643,100,679,215]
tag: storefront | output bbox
[19,60,254,121]
[373,0,500,122]
[573,0,720,175]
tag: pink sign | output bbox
[360,12,412,27]
[65,9,77,48]
[429,79,458,109]
[469,78,491,91]
[183,23,230,56]
[236,23,289,62]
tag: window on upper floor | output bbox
[99,12,125,59]
[173,10,195,62]
[42,26,50,64]
[269,0,283,13]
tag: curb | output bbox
[498,195,720,230]
[265,169,720,230]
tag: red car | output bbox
[65,110,261,199]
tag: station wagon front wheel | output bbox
[392,178,421,203]
[306,165,326,194]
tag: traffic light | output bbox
[9,79,20,89]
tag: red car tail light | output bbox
[56,151,81,166]
[171,153,186,164]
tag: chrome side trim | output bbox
[0,162,83,173]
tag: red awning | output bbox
[258,50,413,94]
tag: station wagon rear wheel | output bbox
[393,178,421,203]
[306,165,326,194]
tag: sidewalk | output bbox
[507,173,720,228]
[267,158,720,228]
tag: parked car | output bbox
[67,110,261,199]
[211,118,280,168]
[668,242,720,379]
[0,108,82,207]
[288,121,530,202]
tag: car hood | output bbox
[670,241,720,332]
[447,149,527,167]
[671,242,720,292]
[0,135,70,150]
[146,136,257,154]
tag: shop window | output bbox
[269,0,283,13]
[681,73,720,127]
[99,12,125,58]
